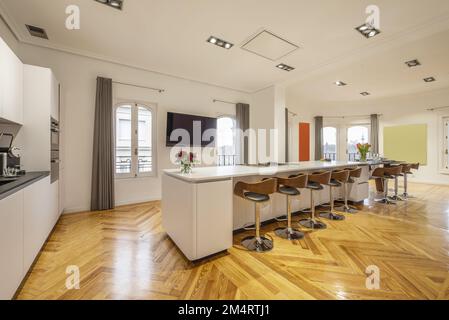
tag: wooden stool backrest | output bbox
[331,170,350,183]
[277,174,308,189]
[308,171,331,185]
[234,178,278,199]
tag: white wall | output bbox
[287,87,449,185]
[14,43,250,212]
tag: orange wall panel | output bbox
[299,123,310,161]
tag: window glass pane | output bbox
[138,106,152,173]
[217,117,236,166]
[347,126,369,160]
[323,127,337,160]
[116,105,132,174]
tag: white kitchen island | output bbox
[162,161,369,261]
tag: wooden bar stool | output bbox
[337,167,362,213]
[319,170,349,221]
[299,171,331,230]
[274,174,308,240]
[234,178,277,252]
[372,166,402,204]
[389,165,405,201]
[402,163,419,199]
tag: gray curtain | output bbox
[370,114,379,154]
[236,103,250,165]
[91,77,115,211]
[314,116,323,160]
[285,108,289,162]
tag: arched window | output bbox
[323,126,337,160]
[216,116,236,166]
[115,102,156,177]
[347,125,369,161]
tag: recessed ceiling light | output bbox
[94,0,123,10]
[276,64,295,72]
[335,81,347,86]
[355,23,381,39]
[424,77,436,82]
[207,36,233,50]
[405,59,421,68]
[360,92,371,96]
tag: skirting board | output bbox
[62,196,162,214]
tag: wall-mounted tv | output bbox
[166,112,217,147]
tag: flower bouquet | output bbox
[176,150,198,174]
[356,143,371,162]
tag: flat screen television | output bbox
[166,112,217,147]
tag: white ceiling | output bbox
[1,0,449,98]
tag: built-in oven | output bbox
[51,118,60,151]
[51,151,59,183]
[50,117,60,183]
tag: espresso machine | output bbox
[0,133,21,177]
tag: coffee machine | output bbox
[0,133,20,177]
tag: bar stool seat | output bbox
[274,174,307,240]
[234,178,277,252]
[299,171,330,230]
[278,186,300,196]
[244,192,270,202]
[319,170,349,221]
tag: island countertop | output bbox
[163,161,366,183]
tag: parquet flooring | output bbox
[16,182,449,300]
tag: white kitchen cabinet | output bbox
[50,72,60,121]
[23,176,53,272]
[0,36,23,124]
[0,191,24,300]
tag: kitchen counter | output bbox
[162,161,369,261]
[164,161,367,183]
[0,171,50,201]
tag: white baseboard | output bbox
[408,178,449,186]
[62,197,161,215]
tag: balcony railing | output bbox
[116,155,152,173]
[323,153,337,161]
[217,155,237,166]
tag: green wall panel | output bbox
[383,124,427,165]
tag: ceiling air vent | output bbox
[26,24,48,39]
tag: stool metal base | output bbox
[402,193,415,199]
[241,236,273,252]
[319,211,345,221]
[274,227,304,240]
[335,205,358,214]
[275,215,288,222]
[388,195,404,201]
[375,198,396,205]
[299,219,327,230]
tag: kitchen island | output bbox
[162,161,369,261]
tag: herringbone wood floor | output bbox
[16,183,449,300]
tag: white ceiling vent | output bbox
[241,30,299,61]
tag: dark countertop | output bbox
[0,171,50,201]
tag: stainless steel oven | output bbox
[51,151,59,183]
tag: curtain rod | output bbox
[213,99,237,105]
[322,114,382,119]
[427,106,449,111]
[113,81,165,93]
[288,110,298,117]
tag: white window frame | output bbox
[440,116,449,174]
[216,115,237,165]
[114,100,157,179]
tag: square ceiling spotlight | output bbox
[424,77,436,82]
[360,92,371,96]
[355,23,381,38]
[405,59,421,67]
[94,0,123,10]
[207,36,233,49]
[241,30,299,61]
[334,81,347,86]
[276,64,295,72]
